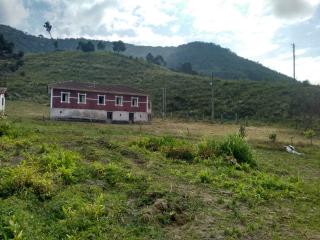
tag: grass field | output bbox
[0,101,319,240]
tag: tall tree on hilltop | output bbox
[112,40,126,54]
[43,21,58,50]
[43,21,52,38]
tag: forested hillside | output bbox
[0,25,293,82]
[2,51,319,126]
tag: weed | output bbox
[219,135,256,167]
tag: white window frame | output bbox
[78,93,86,104]
[61,92,70,103]
[97,95,106,105]
[131,97,139,107]
[115,96,123,106]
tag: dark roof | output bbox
[0,88,7,94]
[48,82,148,96]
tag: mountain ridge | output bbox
[0,24,293,82]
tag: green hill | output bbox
[3,51,320,125]
[1,24,293,82]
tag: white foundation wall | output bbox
[134,112,148,122]
[50,108,149,122]
[0,94,5,112]
[50,108,109,121]
[112,111,129,122]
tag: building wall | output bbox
[50,108,149,122]
[0,94,5,112]
[52,89,148,112]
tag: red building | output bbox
[49,82,151,123]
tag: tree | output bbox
[43,21,52,38]
[154,55,166,66]
[146,53,154,63]
[97,41,106,50]
[179,62,197,75]
[112,40,126,54]
[77,41,95,52]
[146,53,166,66]
[43,21,58,50]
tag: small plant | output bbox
[219,135,255,167]
[197,169,213,183]
[239,124,246,138]
[268,133,277,143]
[303,129,316,145]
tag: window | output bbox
[61,92,70,103]
[131,97,139,107]
[78,93,86,104]
[98,95,105,105]
[115,96,123,106]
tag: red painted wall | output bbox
[52,89,148,112]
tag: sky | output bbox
[0,0,320,84]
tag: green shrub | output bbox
[303,129,316,145]
[39,148,80,184]
[0,165,55,199]
[197,169,213,183]
[239,124,246,138]
[197,139,219,159]
[0,122,11,137]
[136,136,177,152]
[268,133,277,143]
[163,145,194,162]
[219,135,255,166]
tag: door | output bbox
[129,112,134,123]
[107,112,113,120]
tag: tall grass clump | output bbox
[219,135,256,167]
[38,147,81,184]
[137,136,195,162]
[197,139,219,159]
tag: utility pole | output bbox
[210,72,215,122]
[292,43,296,80]
[162,87,166,119]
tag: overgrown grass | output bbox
[0,106,319,239]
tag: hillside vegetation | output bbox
[0,101,319,239]
[3,51,320,125]
[1,24,293,81]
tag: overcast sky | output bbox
[1,0,320,84]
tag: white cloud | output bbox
[0,0,29,26]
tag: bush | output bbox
[137,136,176,152]
[219,135,256,167]
[239,125,246,138]
[197,169,213,183]
[268,133,277,143]
[0,165,55,199]
[39,148,80,184]
[0,122,11,137]
[197,139,219,159]
[303,129,316,145]
[163,145,194,162]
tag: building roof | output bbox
[48,82,148,96]
[0,88,7,94]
